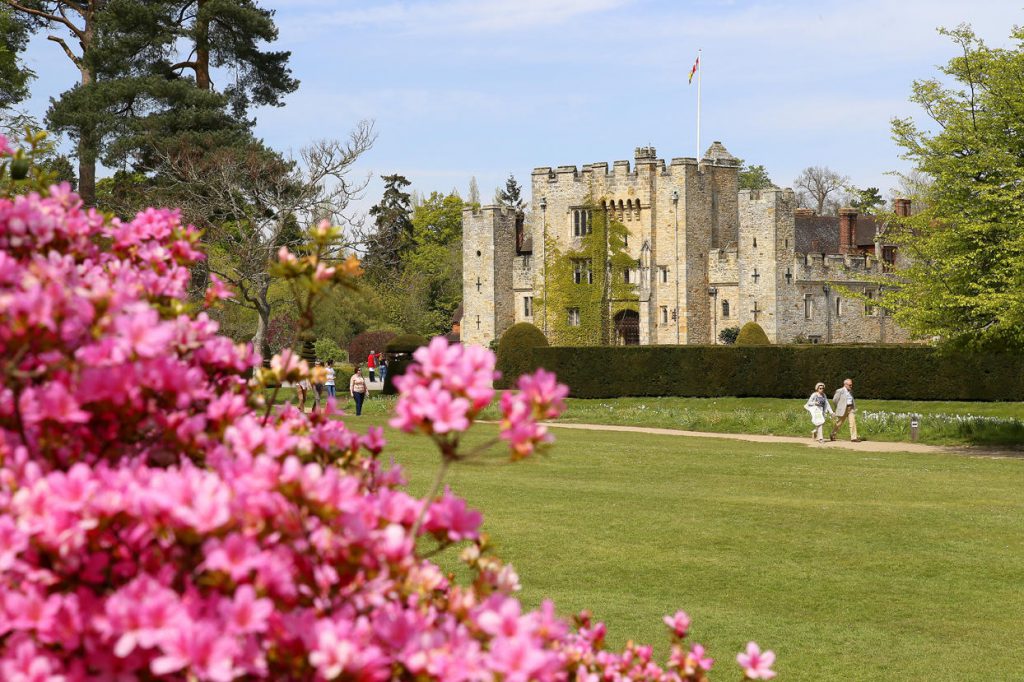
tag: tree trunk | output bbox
[252,283,271,363]
[77,22,96,206]
[76,132,96,206]
[195,0,211,91]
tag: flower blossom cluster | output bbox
[391,337,569,460]
[0,134,774,680]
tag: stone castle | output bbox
[462,143,911,347]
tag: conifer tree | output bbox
[496,173,525,211]
[468,176,480,205]
[0,6,30,109]
[2,0,110,204]
[364,174,414,278]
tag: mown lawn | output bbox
[347,414,1024,680]
[541,397,1024,448]
[280,389,1024,447]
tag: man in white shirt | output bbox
[830,378,861,442]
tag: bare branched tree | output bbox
[794,165,850,215]
[158,120,375,358]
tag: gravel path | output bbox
[545,422,1023,459]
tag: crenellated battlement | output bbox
[531,145,741,189]
[468,141,910,348]
[463,204,522,217]
[794,252,886,281]
[739,188,797,205]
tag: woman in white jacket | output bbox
[805,382,834,443]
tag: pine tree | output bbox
[496,173,525,211]
[467,176,479,205]
[364,174,413,279]
[0,6,31,109]
[3,0,111,204]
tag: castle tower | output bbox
[736,188,796,342]
[461,205,518,346]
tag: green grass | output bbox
[269,388,1024,446]
[530,397,1024,448]
[346,415,1024,680]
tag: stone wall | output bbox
[734,189,796,342]
[461,205,517,347]
[458,144,917,349]
[776,254,913,344]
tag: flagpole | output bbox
[696,48,702,159]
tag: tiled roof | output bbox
[794,213,886,253]
[795,215,839,253]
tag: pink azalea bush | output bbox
[0,134,775,680]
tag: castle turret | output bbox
[461,205,519,347]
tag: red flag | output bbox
[688,55,700,84]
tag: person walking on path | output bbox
[805,382,834,443]
[377,352,387,385]
[831,378,861,442]
[311,361,324,413]
[325,364,336,400]
[350,363,368,416]
[295,378,310,413]
[367,351,377,382]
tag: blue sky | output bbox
[16,0,1020,213]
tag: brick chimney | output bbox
[838,208,858,254]
[893,198,911,217]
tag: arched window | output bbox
[572,209,592,236]
[722,300,730,318]
[626,199,633,221]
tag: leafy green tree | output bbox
[160,125,374,357]
[718,326,740,344]
[0,6,31,109]
[364,174,413,278]
[738,163,775,191]
[0,114,76,188]
[850,186,884,212]
[496,173,525,211]
[370,190,464,337]
[883,24,1024,350]
[3,0,112,204]
[313,337,346,365]
[537,201,636,345]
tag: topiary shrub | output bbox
[386,333,430,353]
[496,322,548,388]
[314,337,347,365]
[718,326,741,345]
[736,322,771,345]
[383,333,429,394]
[347,329,397,368]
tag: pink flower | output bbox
[487,633,559,682]
[360,426,386,454]
[737,641,776,680]
[222,585,273,635]
[425,487,482,541]
[150,622,240,681]
[0,134,11,156]
[663,610,691,639]
[204,273,234,305]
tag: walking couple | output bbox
[804,378,861,443]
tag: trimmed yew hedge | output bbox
[531,345,1024,401]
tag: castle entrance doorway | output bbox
[613,309,640,345]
